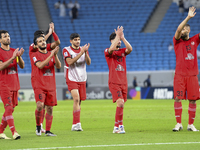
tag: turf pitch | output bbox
[0,99,200,150]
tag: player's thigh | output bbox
[109,83,124,103]
[121,84,128,102]
[34,89,46,103]
[12,91,18,107]
[187,76,200,100]
[173,74,186,99]
[67,81,79,92]
[0,90,13,107]
[78,82,86,101]
[46,90,57,106]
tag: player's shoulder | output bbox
[10,47,16,51]
[62,46,71,51]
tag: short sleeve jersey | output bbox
[104,48,127,85]
[29,43,52,88]
[62,46,88,82]
[173,34,200,76]
[30,51,56,90]
[0,48,20,91]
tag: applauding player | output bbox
[104,26,132,134]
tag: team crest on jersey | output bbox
[51,58,53,62]
[185,53,194,60]
[105,49,108,52]
[33,57,37,62]
[191,41,195,45]
[116,64,124,71]
[64,52,68,57]
[122,53,125,57]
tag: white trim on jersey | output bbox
[63,46,87,82]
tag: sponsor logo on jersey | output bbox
[185,53,194,60]
[8,67,17,74]
[43,69,53,76]
[115,64,124,71]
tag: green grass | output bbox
[0,99,200,150]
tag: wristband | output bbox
[52,32,59,41]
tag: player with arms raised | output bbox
[173,7,200,132]
[104,26,132,134]
[29,22,60,133]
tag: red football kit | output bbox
[29,43,52,89]
[31,51,57,106]
[173,34,200,100]
[0,48,20,107]
[104,48,128,102]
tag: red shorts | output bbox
[67,81,86,101]
[34,89,57,106]
[174,74,200,100]
[109,83,127,103]
[0,90,18,108]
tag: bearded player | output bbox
[0,30,25,139]
[31,35,61,136]
[173,7,200,132]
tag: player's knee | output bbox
[46,106,53,115]
[189,100,196,104]
[117,99,124,107]
[36,102,44,111]
[174,97,181,102]
[5,105,14,114]
[73,97,80,104]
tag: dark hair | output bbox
[34,30,45,37]
[33,35,44,45]
[185,24,190,28]
[0,30,9,38]
[70,33,80,40]
[109,32,116,41]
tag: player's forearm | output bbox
[45,33,51,41]
[36,55,53,69]
[0,57,15,71]
[122,37,132,54]
[85,53,91,65]
[109,36,120,53]
[66,52,84,65]
[177,16,191,33]
[17,56,25,69]
[54,55,61,69]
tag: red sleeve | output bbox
[104,48,111,57]
[47,43,53,51]
[31,52,40,65]
[195,33,200,44]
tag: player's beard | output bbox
[3,40,10,46]
[39,46,47,50]
[181,33,188,40]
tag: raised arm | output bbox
[0,48,18,71]
[85,43,91,65]
[175,7,196,40]
[50,22,61,49]
[17,48,25,69]
[108,26,123,54]
[53,46,61,69]
[120,30,132,54]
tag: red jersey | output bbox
[104,48,127,85]
[173,34,200,76]
[30,51,56,91]
[0,48,20,91]
[29,43,52,88]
